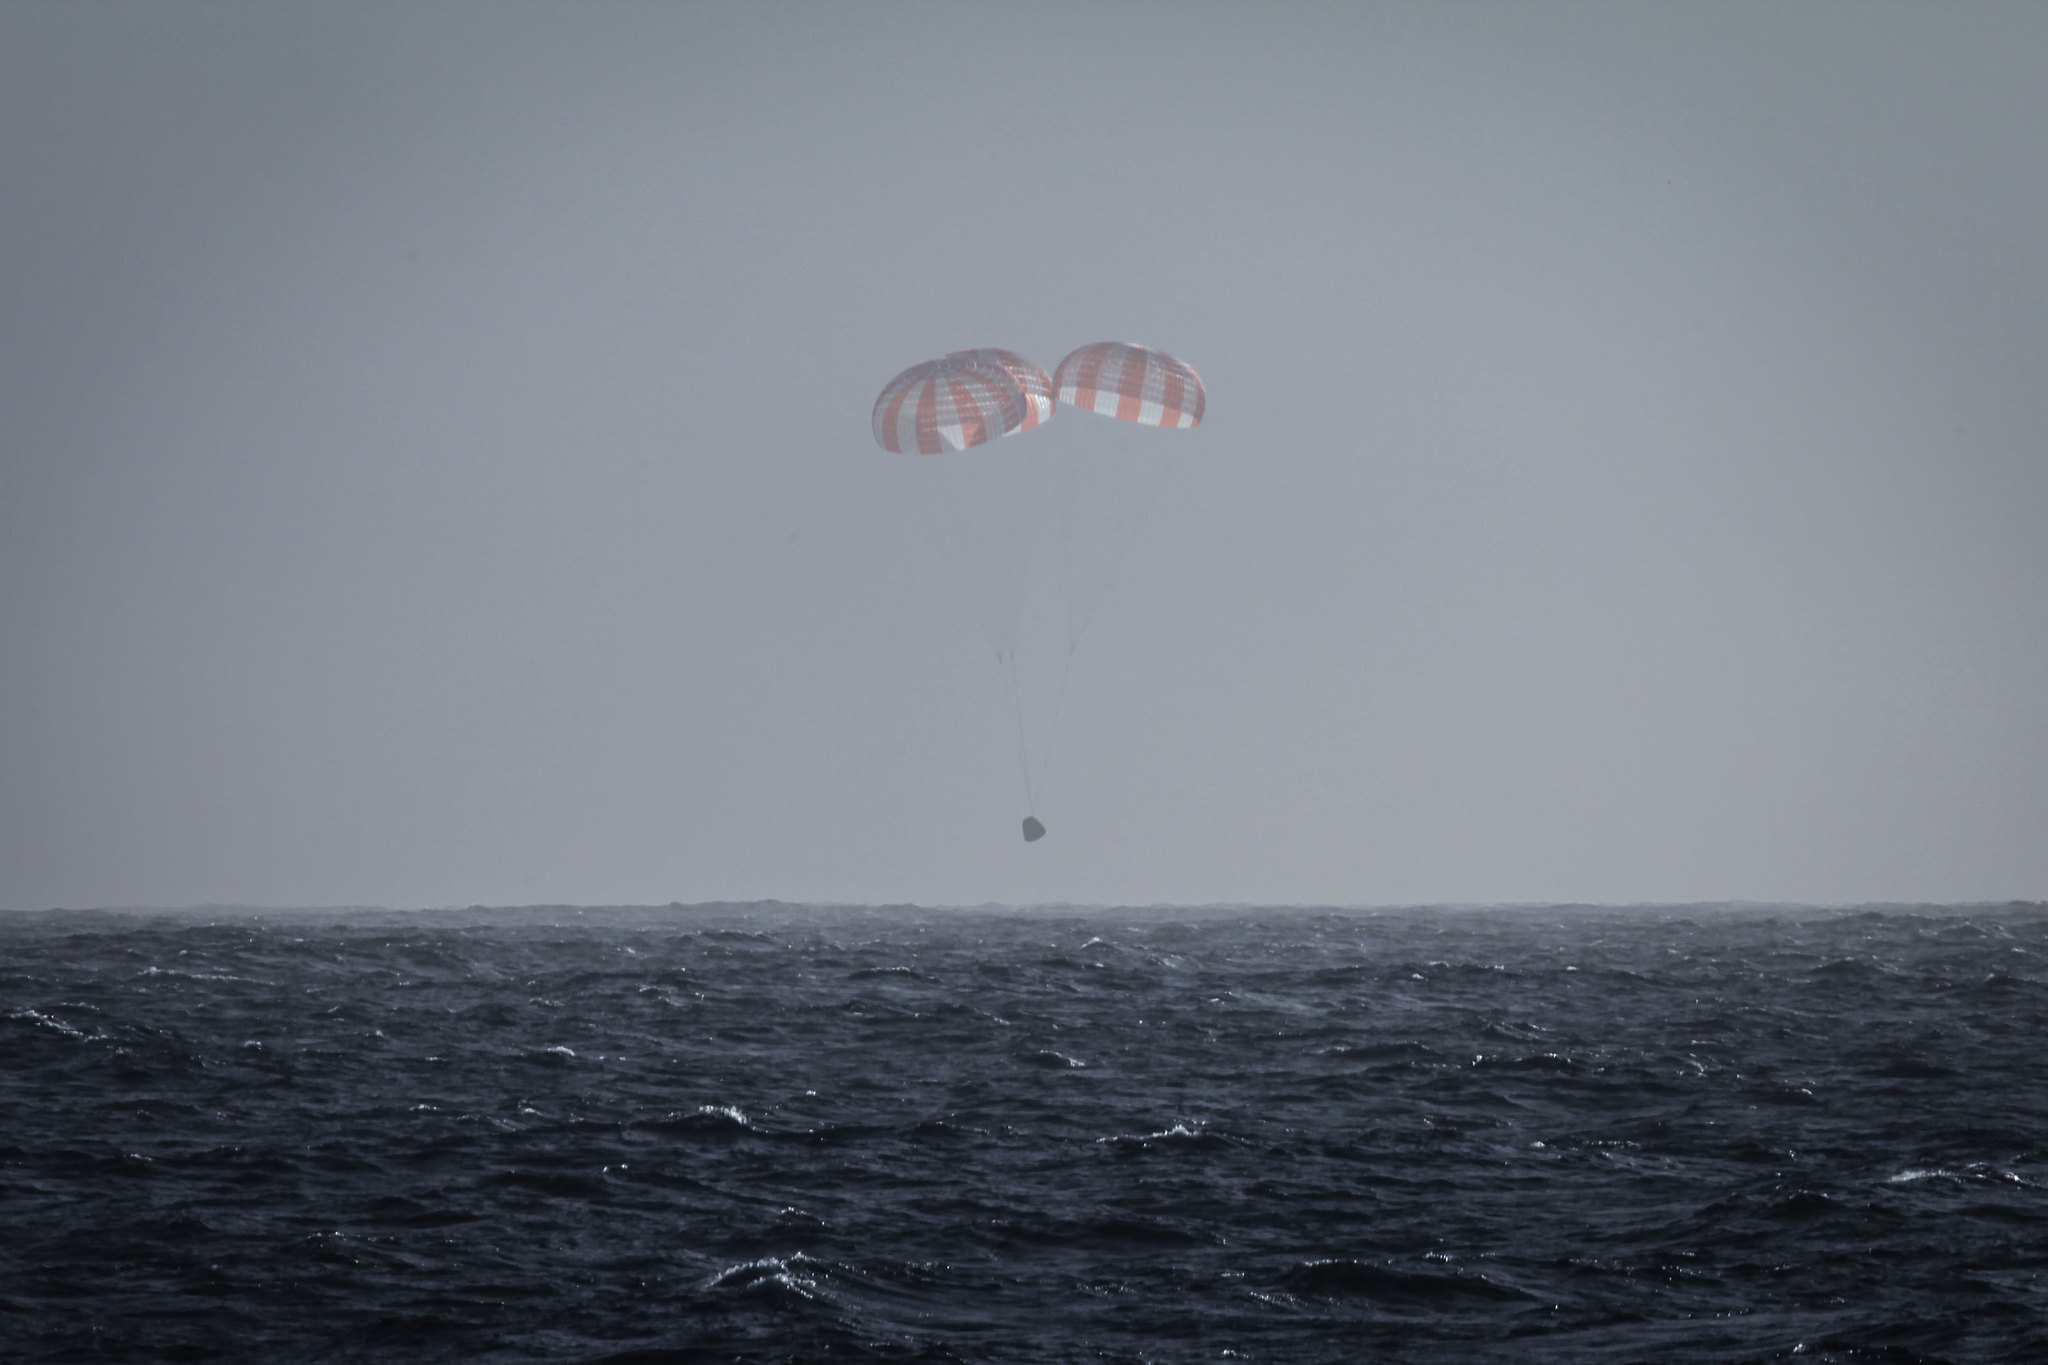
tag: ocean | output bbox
[3,903,2044,1363]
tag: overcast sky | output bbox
[3,2,2044,911]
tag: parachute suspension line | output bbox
[999,646,1036,814]
[1024,439,1144,811]
[1070,450,1162,656]
[1057,441,1080,652]
[928,457,1036,815]
[1025,444,1087,812]
[1030,639,1077,811]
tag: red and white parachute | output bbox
[1053,342,1204,429]
[868,342,1205,840]
[950,348,1056,433]
[870,353,1029,455]
[871,343,1204,453]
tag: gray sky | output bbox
[3,2,2044,910]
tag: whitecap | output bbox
[706,1252,823,1300]
[10,1008,90,1040]
[1099,1121,1208,1145]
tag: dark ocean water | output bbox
[4,904,2046,1364]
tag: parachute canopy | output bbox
[1053,342,1205,429]
[872,352,1032,454]
[949,348,1055,433]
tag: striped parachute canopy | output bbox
[948,348,1056,433]
[1052,342,1205,429]
[872,352,1030,454]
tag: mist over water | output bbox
[5,903,2044,1363]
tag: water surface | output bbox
[4,903,2044,1362]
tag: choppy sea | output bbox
[3,903,2046,1364]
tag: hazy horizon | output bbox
[4,2,2045,912]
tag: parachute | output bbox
[871,343,1205,842]
[950,348,1055,432]
[871,353,1029,455]
[1053,342,1205,429]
